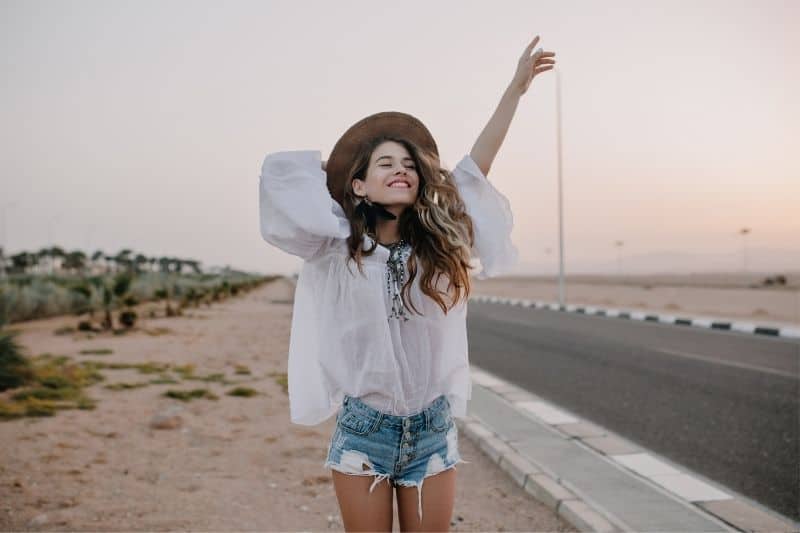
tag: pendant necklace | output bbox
[384,239,412,321]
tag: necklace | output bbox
[385,238,411,321]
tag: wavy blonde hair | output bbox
[341,135,476,316]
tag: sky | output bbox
[1,0,797,276]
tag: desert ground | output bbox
[0,278,576,532]
[471,271,800,326]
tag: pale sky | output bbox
[1,0,797,275]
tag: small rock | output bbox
[150,410,184,430]
[29,513,48,526]
[299,505,309,512]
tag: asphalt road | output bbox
[466,300,800,522]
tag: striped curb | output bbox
[458,417,620,532]
[464,366,800,533]
[469,294,800,339]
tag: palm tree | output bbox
[10,252,34,275]
[62,250,87,274]
[134,254,148,274]
[99,272,135,331]
[91,250,105,274]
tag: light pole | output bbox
[85,224,95,255]
[614,240,624,277]
[739,227,750,272]
[555,67,565,307]
[47,214,61,275]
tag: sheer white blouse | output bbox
[258,149,518,425]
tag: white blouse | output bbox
[258,149,518,425]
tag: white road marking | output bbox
[655,347,797,380]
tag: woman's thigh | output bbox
[396,467,457,532]
[331,469,394,532]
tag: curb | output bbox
[458,416,620,532]
[460,367,800,532]
[469,294,800,340]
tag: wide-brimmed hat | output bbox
[326,111,439,207]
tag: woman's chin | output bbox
[378,198,416,211]
[379,190,416,203]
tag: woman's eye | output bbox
[379,164,416,169]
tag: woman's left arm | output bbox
[469,35,556,177]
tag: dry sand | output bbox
[472,273,800,326]
[0,278,576,532]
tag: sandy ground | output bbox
[471,275,800,326]
[0,278,576,532]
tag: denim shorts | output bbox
[323,393,470,523]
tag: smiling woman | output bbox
[258,34,555,531]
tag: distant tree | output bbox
[62,250,87,274]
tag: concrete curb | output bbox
[462,367,800,532]
[469,294,800,340]
[458,417,620,532]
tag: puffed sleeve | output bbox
[259,150,351,260]
[451,154,519,279]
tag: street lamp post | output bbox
[739,227,750,272]
[47,214,61,275]
[615,240,624,277]
[555,67,565,307]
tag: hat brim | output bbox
[326,111,439,207]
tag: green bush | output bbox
[0,329,34,391]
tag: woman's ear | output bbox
[351,178,365,198]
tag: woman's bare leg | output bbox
[396,467,456,532]
[331,469,394,532]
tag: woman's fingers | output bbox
[522,35,541,57]
[514,35,556,92]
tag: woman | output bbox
[259,35,555,532]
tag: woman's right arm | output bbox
[259,150,350,260]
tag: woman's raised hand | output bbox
[511,35,556,95]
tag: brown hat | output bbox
[326,111,439,207]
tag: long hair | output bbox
[341,135,476,316]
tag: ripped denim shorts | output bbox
[323,394,470,523]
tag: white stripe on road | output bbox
[656,347,797,380]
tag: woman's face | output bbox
[352,140,419,211]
